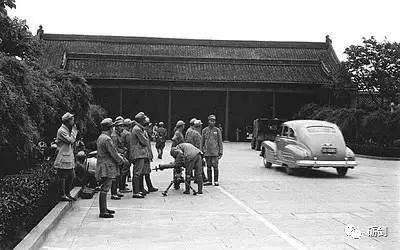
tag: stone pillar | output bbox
[119,88,123,115]
[272,90,276,118]
[224,89,230,141]
[168,88,172,137]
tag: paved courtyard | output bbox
[40,142,399,250]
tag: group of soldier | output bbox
[53,111,223,219]
[169,115,223,196]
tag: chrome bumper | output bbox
[296,160,357,168]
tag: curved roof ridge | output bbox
[66,52,324,65]
[43,33,329,49]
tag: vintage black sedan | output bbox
[260,120,357,176]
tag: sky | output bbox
[8,0,400,60]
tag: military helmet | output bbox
[176,120,185,127]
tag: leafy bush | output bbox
[294,103,400,156]
[84,104,108,145]
[0,54,93,174]
[0,161,58,250]
[347,143,400,158]
[293,103,320,119]
[329,108,366,143]
[361,109,391,146]
[388,109,400,143]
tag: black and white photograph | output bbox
[0,0,399,249]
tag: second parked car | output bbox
[260,120,357,176]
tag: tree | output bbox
[0,17,42,62]
[0,0,42,63]
[344,37,400,106]
[0,0,15,18]
[0,1,94,174]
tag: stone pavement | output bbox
[40,142,400,250]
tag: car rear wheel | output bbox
[263,157,272,168]
[336,167,348,177]
[285,164,296,175]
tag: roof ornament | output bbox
[325,35,332,46]
[36,25,44,39]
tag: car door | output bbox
[283,127,297,166]
[276,126,289,164]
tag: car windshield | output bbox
[306,126,336,133]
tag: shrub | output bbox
[0,53,93,175]
[84,104,108,145]
[294,103,400,156]
[0,162,58,250]
[293,103,319,119]
[361,109,391,145]
[388,108,400,143]
[329,108,366,143]
[348,143,400,158]
[311,106,335,121]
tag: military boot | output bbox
[99,192,113,218]
[132,176,144,199]
[204,168,212,186]
[145,174,158,192]
[214,168,219,186]
[202,169,208,182]
[197,178,203,194]
[183,176,190,194]
[139,175,149,195]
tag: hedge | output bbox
[348,143,400,158]
[294,103,400,157]
[0,161,58,250]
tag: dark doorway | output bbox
[172,90,225,134]
[124,89,169,124]
[92,88,120,117]
[229,91,273,141]
[275,92,315,119]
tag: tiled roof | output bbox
[41,34,340,85]
[65,53,332,84]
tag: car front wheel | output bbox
[336,167,348,177]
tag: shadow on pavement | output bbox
[271,167,357,179]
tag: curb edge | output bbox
[356,154,400,161]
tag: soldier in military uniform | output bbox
[129,112,150,198]
[194,119,208,182]
[171,120,185,149]
[141,116,158,194]
[194,119,203,134]
[155,122,167,159]
[118,118,133,193]
[54,112,78,202]
[185,119,203,181]
[96,118,128,218]
[110,118,125,200]
[171,142,203,195]
[185,119,202,149]
[202,115,223,186]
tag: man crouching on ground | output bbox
[171,143,203,195]
[97,118,129,218]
